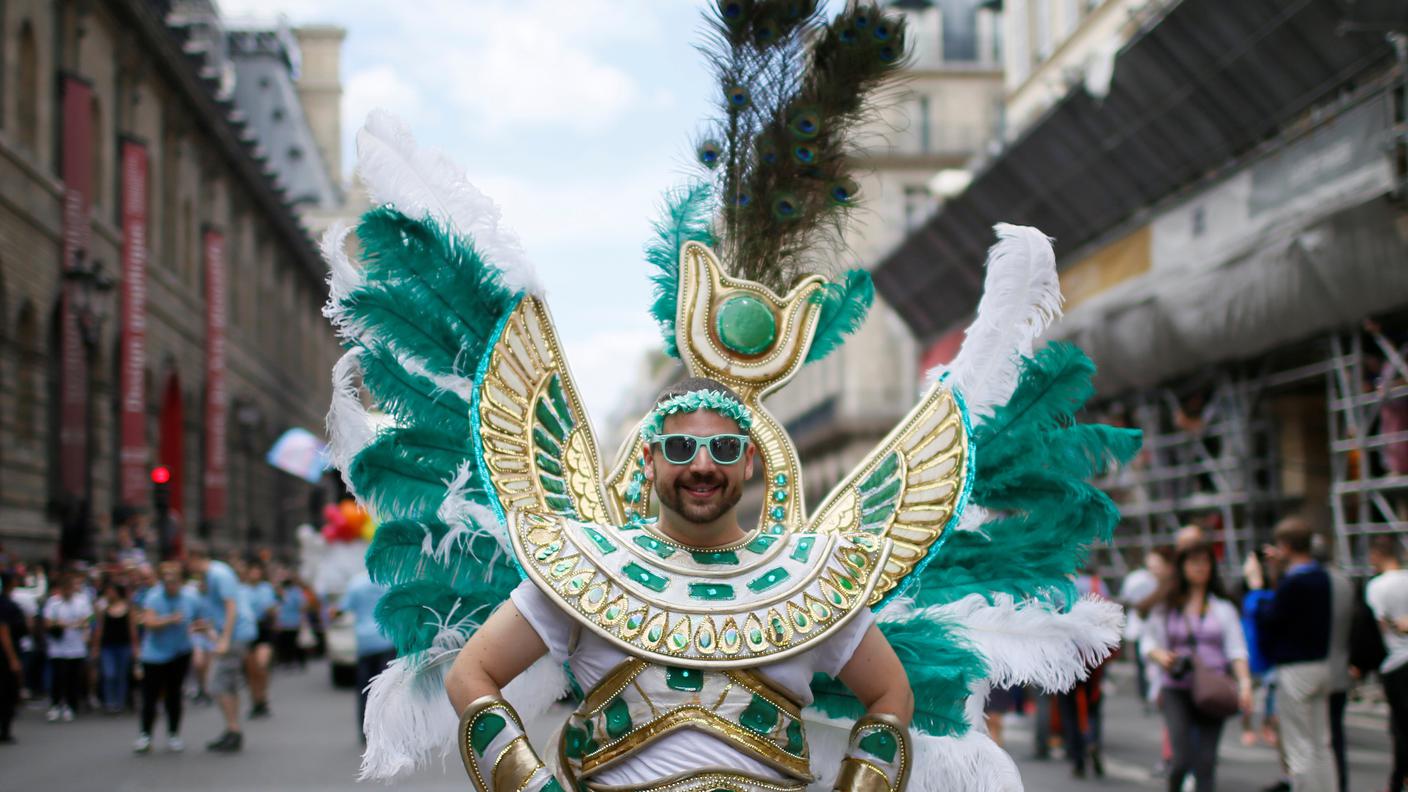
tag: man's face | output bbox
[643,409,755,532]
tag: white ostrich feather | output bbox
[355,109,541,295]
[326,349,376,491]
[934,223,1062,421]
[433,461,510,568]
[322,218,362,304]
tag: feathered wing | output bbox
[323,111,608,779]
[804,225,1141,791]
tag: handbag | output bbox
[1181,607,1241,718]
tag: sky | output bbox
[217,0,729,426]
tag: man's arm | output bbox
[836,624,914,725]
[445,600,548,715]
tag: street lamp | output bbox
[63,248,115,347]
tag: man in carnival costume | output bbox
[322,2,1139,790]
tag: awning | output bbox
[873,0,1403,342]
[1051,200,1408,395]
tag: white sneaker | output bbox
[134,733,152,753]
[60,706,74,722]
[45,706,60,722]
[166,735,184,752]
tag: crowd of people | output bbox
[983,517,1406,792]
[0,540,353,754]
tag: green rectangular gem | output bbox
[632,535,676,559]
[622,562,670,592]
[688,582,735,601]
[665,666,704,692]
[689,549,739,565]
[745,535,778,554]
[789,536,815,563]
[747,567,790,593]
[584,526,617,554]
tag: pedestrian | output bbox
[1324,556,1355,792]
[332,573,393,743]
[134,561,199,753]
[240,562,276,718]
[186,543,257,752]
[1143,541,1254,792]
[1058,569,1110,779]
[273,578,307,669]
[91,582,139,714]
[1367,534,1408,792]
[42,571,92,722]
[1120,549,1169,710]
[1246,517,1335,792]
[0,570,26,743]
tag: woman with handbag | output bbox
[1143,541,1254,792]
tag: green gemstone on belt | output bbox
[604,696,633,740]
[739,694,779,734]
[564,724,588,758]
[785,720,805,754]
[688,582,736,601]
[716,294,777,355]
[859,728,898,763]
[622,562,669,592]
[470,711,505,754]
[632,534,676,559]
[690,549,739,565]
[747,566,790,593]
[665,666,703,692]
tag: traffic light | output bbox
[151,466,172,558]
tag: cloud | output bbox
[343,65,424,135]
[563,326,663,444]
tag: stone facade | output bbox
[0,0,341,561]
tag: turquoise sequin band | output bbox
[640,390,753,443]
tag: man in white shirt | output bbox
[41,572,92,722]
[1367,535,1408,792]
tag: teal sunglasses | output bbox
[652,433,750,465]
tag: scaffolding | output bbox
[1327,328,1408,575]
[1098,371,1285,576]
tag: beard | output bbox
[655,471,743,525]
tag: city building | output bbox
[875,0,1408,573]
[0,0,347,561]
[756,0,1004,519]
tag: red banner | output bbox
[59,76,93,498]
[119,140,150,506]
[202,229,228,520]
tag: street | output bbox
[0,660,1394,791]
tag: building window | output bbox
[918,95,932,154]
[17,20,39,153]
[90,95,104,213]
[937,0,979,62]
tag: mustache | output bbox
[676,475,725,488]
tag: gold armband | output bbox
[458,696,563,792]
[833,713,911,792]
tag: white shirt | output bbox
[1367,569,1408,673]
[42,592,93,659]
[1119,568,1158,641]
[510,579,874,785]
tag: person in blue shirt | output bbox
[274,579,307,670]
[240,563,278,719]
[187,544,256,753]
[134,562,199,753]
[1246,517,1334,792]
[331,573,393,743]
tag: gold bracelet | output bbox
[832,713,911,792]
[457,695,563,792]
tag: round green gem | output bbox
[773,490,787,502]
[774,473,788,487]
[770,506,786,520]
[770,523,786,535]
[715,295,777,356]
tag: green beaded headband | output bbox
[640,389,753,443]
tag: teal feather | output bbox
[805,269,873,362]
[810,613,985,736]
[347,428,471,521]
[646,182,716,358]
[357,342,471,438]
[912,343,1141,610]
[368,519,519,594]
[340,283,470,379]
[373,579,467,656]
